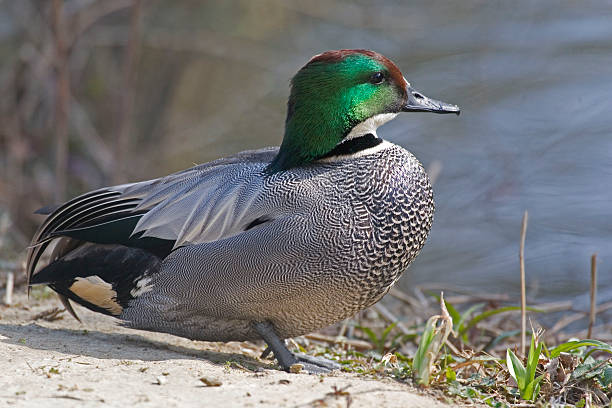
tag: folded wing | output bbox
[26,147,278,284]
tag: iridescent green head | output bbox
[269,49,459,172]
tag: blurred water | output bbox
[8,1,610,311]
[381,1,612,311]
[156,1,612,310]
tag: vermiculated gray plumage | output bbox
[27,142,433,341]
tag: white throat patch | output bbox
[342,113,398,143]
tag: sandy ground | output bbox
[0,291,452,408]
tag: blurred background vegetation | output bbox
[0,1,611,320]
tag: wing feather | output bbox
[27,147,278,283]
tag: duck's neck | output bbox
[268,103,353,173]
[268,110,397,173]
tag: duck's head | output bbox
[269,49,459,172]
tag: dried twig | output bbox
[68,0,134,48]
[549,313,585,336]
[388,287,423,309]
[587,253,597,339]
[373,303,410,334]
[414,283,514,302]
[114,0,142,183]
[51,0,70,202]
[595,301,612,314]
[550,301,612,336]
[336,319,350,338]
[519,210,528,355]
[70,99,115,174]
[561,324,612,342]
[3,272,14,305]
[529,300,573,313]
[304,333,373,351]
[31,307,65,321]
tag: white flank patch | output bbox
[343,113,398,142]
[69,276,122,315]
[130,277,154,297]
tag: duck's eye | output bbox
[370,72,385,84]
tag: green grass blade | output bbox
[413,301,453,386]
[525,336,542,383]
[459,306,542,336]
[380,322,398,344]
[457,303,485,331]
[541,341,551,359]
[584,347,612,359]
[522,374,545,401]
[356,326,380,347]
[549,339,612,357]
[506,348,527,391]
[522,379,535,400]
[413,318,437,385]
[484,329,521,352]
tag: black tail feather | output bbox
[30,244,160,318]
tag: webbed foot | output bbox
[293,353,341,373]
[254,322,340,374]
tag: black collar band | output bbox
[319,134,382,160]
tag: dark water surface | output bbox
[384,2,612,312]
[163,1,611,311]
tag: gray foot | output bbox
[253,322,340,374]
[295,353,341,373]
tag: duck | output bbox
[26,49,459,373]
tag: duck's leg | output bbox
[253,321,340,374]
